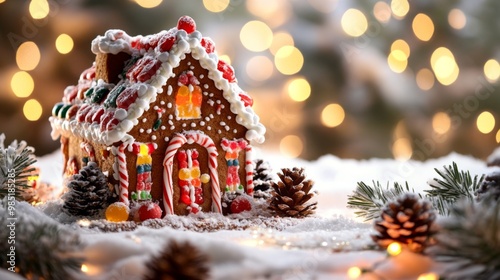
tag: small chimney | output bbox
[95,52,132,84]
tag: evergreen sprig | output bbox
[425,162,484,215]
[347,181,418,222]
[0,134,37,199]
[428,199,500,279]
[0,201,83,280]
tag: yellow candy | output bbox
[191,167,200,178]
[179,168,191,180]
[201,173,210,184]
[105,202,130,222]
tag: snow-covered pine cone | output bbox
[144,240,209,280]
[475,171,500,202]
[62,162,110,217]
[253,159,273,192]
[269,167,317,218]
[372,193,436,252]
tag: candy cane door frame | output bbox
[163,132,221,215]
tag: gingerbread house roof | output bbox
[50,16,265,147]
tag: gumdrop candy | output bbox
[116,88,138,110]
[137,59,162,83]
[195,187,203,204]
[190,167,201,179]
[158,31,176,52]
[177,15,196,34]
[105,202,130,222]
[191,178,201,188]
[178,73,189,86]
[138,202,162,221]
[76,104,92,123]
[200,174,210,184]
[201,37,215,53]
[217,60,236,82]
[230,196,252,214]
[239,93,253,107]
[179,168,191,180]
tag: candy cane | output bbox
[163,133,187,214]
[80,142,95,162]
[116,143,129,206]
[245,145,254,196]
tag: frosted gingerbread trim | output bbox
[163,131,221,215]
[50,21,265,146]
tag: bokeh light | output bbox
[391,39,410,58]
[321,103,345,128]
[55,34,74,54]
[392,138,412,160]
[270,32,294,55]
[347,266,362,279]
[23,99,43,121]
[287,78,311,102]
[412,13,434,41]
[430,47,459,86]
[448,9,466,30]
[484,59,500,82]
[416,68,435,91]
[240,21,273,52]
[203,0,230,13]
[391,0,410,19]
[374,1,392,23]
[341,9,368,37]
[387,50,408,73]
[387,242,403,256]
[477,111,495,134]
[417,272,439,280]
[135,0,162,8]
[29,0,49,19]
[280,135,303,158]
[432,112,451,134]
[274,46,304,75]
[246,56,274,82]
[16,41,41,71]
[11,71,34,98]
[496,129,500,143]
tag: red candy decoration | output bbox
[217,60,236,82]
[138,202,163,221]
[137,59,161,82]
[158,31,176,52]
[91,107,105,123]
[201,37,215,53]
[99,110,115,131]
[230,196,252,214]
[178,73,189,86]
[116,88,138,110]
[177,16,196,34]
[239,93,253,107]
[76,104,92,123]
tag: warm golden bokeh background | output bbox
[0,0,499,160]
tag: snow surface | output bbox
[4,149,498,280]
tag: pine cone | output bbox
[372,193,436,253]
[475,171,500,201]
[63,162,110,217]
[253,159,273,192]
[144,240,209,280]
[269,167,317,218]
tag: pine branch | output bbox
[425,162,484,215]
[347,181,418,222]
[428,199,500,279]
[0,134,37,199]
[0,201,84,280]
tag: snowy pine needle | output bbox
[428,199,500,279]
[0,134,37,199]
[347,181,418,222]
[425,162,483,215]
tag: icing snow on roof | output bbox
[50,16,266,146]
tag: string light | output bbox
[321,103,345,128]
[341,9,368,37]
[29,0,49,19]
[387,50,408,73]
[270,31,294,55]
[476,111,495,134]
[347,266,362,279]
[484,59,500,82]
[448,9,466,30]
[16,41,41,71]
[391,0,410,19]
[386,242,403,256]
[135,0,162,8]
[416,68,435,91]
[246,56,274,82]
[81,264,89,273]
[203,0,230,13]
[240,20,273,52]
[274,46,304,75]
[373,1,392,23]
[412,13,434,41]
[280,135,303,158]
[11,71,34,98]
[392,138,412,160]
[432,112,451,135]
[23,99,43,121]
[430,47,459,86]
[55,34,74,54]
[496,129,500,143]
[391,39,410,58]
[287,78,311,102]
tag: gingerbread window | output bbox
[175,71,202,119]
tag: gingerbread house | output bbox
[49,16,266,216]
